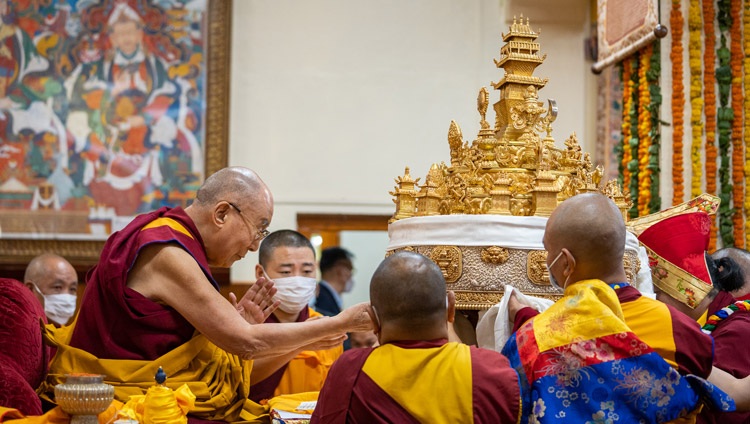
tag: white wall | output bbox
[228,0,595,282]
[339,230,391,308]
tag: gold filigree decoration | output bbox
[623,251,641,286]
[429,246,462,283]
[527,250,551,286]
[480,246,510,264]
[454,291,504,310]
[389,16,628,221]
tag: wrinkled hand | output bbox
[301,330,348,352]
[507,290,530,324]
[230,277,279,324]
[337,302,374,333]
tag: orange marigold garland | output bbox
[671,0,685,205]
[744,0,750,246]
[628,54,641,218]
[620,61,633,191]
[730,0,744,247]
[647,41,662,214]
[704,0,718,249]
[637,46,652,217]
[689,0,703,198]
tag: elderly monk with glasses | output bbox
[41,167,373,423]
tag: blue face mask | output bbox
[546,250,569,291]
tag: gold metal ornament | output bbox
[389,16,630,223]
[623,251,640,287]
[386,16,636,310]
[429,246,462,283]
[480,246,510,264]
[526,250,551,286]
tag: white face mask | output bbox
[546,250,569,292]
[344,278,355,293]
[262,269,318,314]
[33,284,76,325]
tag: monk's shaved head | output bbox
[370,251,446,328]
[195,167,271,209]
[25,253,70,282]
[545,193,625,277]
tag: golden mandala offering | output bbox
[386,16,646,309]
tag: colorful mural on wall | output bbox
[0,0,207,238]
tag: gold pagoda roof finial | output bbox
[388,16,629,222]
[478,87,490,129]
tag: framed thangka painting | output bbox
[0,0,230,264]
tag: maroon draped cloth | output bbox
[0,278,49,415]
[69,207,218,360]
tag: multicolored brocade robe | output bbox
[311,339,521,424]
[501,279,734,424]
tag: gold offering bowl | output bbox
[54,374,114,424]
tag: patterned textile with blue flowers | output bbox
[501,279,734,424]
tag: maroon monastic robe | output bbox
[69,207,218,360]
[311,339,520,424]
[699,291,750,424]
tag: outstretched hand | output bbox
[507,290,530,324]
[230,276,279,324]
[337,302,375,333]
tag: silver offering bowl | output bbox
[54,374,115,424]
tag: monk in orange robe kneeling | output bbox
[249,230,343,403]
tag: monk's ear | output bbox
[446,290,456,324]
[562,248,576,276]
[254,264,264,281]
[214,202,230,226]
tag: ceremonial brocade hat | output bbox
[637,212,714,309]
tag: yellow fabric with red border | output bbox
[533,279,626,352]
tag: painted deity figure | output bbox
[67,2,199,216]
[0,0,67,186]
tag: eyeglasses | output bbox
[226,201,270,242]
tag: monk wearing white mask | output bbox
[24,253,78,327]
[249,230,344,402]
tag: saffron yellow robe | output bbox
[39,323,268,423]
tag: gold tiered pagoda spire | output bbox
[389,16,630,221]
[492,15,549,140]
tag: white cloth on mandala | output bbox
[476,285,555,352]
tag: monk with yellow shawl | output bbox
[312,251,521,423]
[41,167,373,423]
[502,193,734,423]
[249,230,343,403]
